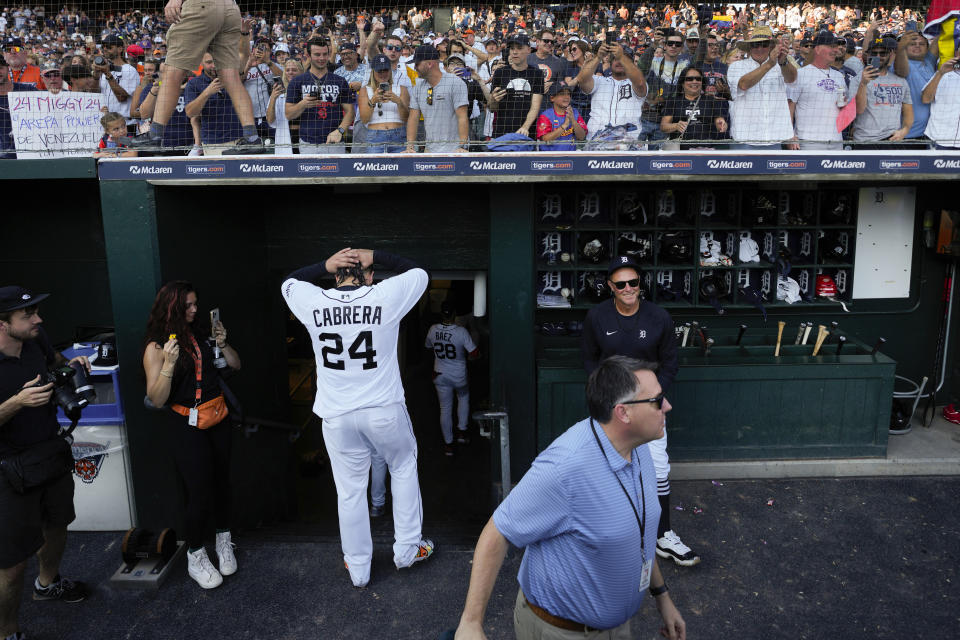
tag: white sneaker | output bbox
[187,547,223,589]
[216,531,238,576]
[656,530,701,567]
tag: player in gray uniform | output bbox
[282,247,434,588]
[425,301,479,456]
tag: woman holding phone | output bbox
[142,281,241,590]
[357,54,410,153]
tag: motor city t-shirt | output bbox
[286,70,351,144]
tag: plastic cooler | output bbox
[57,344,136,531]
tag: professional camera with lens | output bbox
[36,362,95,419]
[92,55,119,72]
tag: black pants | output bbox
[170,413,232,549]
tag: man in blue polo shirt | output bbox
[455,356,686,640]
[285,36,354,154]
[184,52,243,155]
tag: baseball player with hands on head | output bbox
[425,301,479,456]
[282,247,434,589]
[582,256,699,567]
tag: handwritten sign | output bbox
[9,91,105,158]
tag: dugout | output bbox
[4,153,960,536]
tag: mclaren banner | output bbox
[99,153,960,181]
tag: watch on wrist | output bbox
[649,582,669,597]
[337,127,346,135]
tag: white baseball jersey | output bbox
[424,322,476,383]
[282,269,428,419]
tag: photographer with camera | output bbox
[0,286,90,640]
[142,281,241,590]
[94,34,140,130]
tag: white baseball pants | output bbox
[649,423,670,495]
[322,402,425,586]
[435,374,470,444]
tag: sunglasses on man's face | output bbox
[540,38,554,44]
[620,393,665,411]
[751,41,773,49]
[383,44,400,51]
[611,278,640,290]
[665,41,683,47]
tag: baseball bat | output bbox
[871,337,887,355]
[703,337,715,355]
[802,323,813,345]
[812,325,828,356]
[836,335,847,355]
[690,321,700,346]
[830,321,839,343]
[736,324,747,346]
[794,323,805,345]
[775,321,785,356]
[681,322,691,347]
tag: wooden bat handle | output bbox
[812,325,828,356]
[775,321,785,356]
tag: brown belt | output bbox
[524,597,599,633]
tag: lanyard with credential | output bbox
[188,335,203,408]
[589,418,646,556]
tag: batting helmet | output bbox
[699,275,729,314]
[818,233,847,261]
[617,235,652,262]
[579,271,610,303]
[617,192,648,226]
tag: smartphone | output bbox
[605,30,617,44]
[868,56,883,70]
[210,308,221,328]
[905,21,918,33]
[378,82,390,93]
[501,48,509,62]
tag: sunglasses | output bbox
[751,41,773,48]
[383,44,400,51]
[43,71,61,77]
[869,49,888,55]
[426,86,433,106]
[611,278,640,290]
[541,39,555,44]
[620,393,665,411]
[665,41,683,47]
[799,43,813,48]
[684,76,703,82]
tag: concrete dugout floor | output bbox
[18,474,960,640]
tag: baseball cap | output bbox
[101,34,124,46]
[547,82,572,98]
[607,256,643,278]
[340,42,357,52]
[126,44,144,57]
[870,35,898,50]
[463,29,475,35]
[40,61,60,75]
[440,301,455,317]
[445,53,466,66]
[273,43,290,53]
[370,53,391,71]
[0,286,50,313]
[3,36,23,49]
[506,33,531,47]
[812,31,837,47]
[412,44,439,63]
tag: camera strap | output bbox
[188,336,203,408]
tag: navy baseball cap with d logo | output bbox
[607,256,643,278]
[0,286,50,313]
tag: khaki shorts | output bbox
[165,0,242,72]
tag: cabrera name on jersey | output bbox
[282,268,428,420]
[425,323,477,380]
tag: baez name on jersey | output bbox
[313,305,382,327]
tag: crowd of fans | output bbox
[1,3,958,158]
